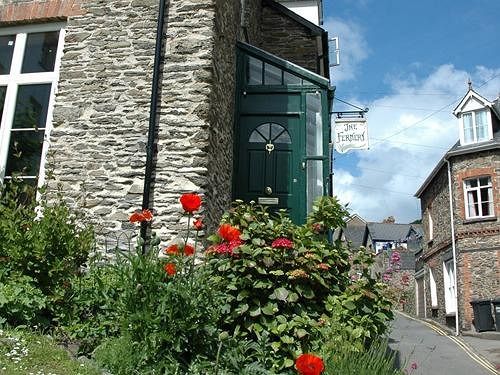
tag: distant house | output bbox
[338,214,421,256]
[415,85,500,332]
[367,222,421,254]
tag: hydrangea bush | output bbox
[205,199,352,370]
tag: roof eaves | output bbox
[415,140,500,198]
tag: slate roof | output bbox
[343,225,368,248]
[367,223,412,242]
[415,95,500,198]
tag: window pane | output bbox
[21,31,59,73]
[0,86,6,124]
[264,63,282,85]
[283,70,302,85]
[306,92,323,155]
[479,177,490,186]
[247,56,262,85]
[463,113,473,143]
[475,110,488,141]
[466,178,477,188]
[249,130,266,143]
[307,160,323,214]
[0,35,16,74]
[12,84,52,129]
[5,129,44,177]
[467,190,478,217]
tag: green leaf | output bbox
[280,335,294,344]
[287,292,299,303]
[283,358,294,368]
[269,270,284,276]
[271,287,289,301]
[262,302,277,316]
[249,306,261,317]
[343,300,356,310]
[271,341,281,351]
[295,328,308,338]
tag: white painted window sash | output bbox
[459,109,493,145]
[0,24,65,185]
[464,177,494,219]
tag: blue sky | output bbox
[322,0,500,223]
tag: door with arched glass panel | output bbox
[235,115,304,222]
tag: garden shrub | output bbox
[0,273,47,327]
[0,181,94,327]
[323,249,394,350]
[205,199,353,371]
[58,260,124,353]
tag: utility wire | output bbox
[337,183,416,196]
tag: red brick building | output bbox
[415,86,500,332]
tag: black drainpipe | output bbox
[140,0,167,252]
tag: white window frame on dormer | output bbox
[459,109,492,145]
[463,176,494,219]
[0,23,65,188]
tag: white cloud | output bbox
[333,66,500,223]
[324,17,370,82]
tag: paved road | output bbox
[389,312,499,375]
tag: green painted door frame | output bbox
[233,43,333,224]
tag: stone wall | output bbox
[419,149,500,330]
[204,0,240,232]
[47,0,157,242]
[420,164,451,256]
[452,151,500,330]
[260,3,320,74]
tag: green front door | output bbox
[233,43,333,224]
[236,114,304,223]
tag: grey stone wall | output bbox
[420,165,451,252]
[47,0,157,241]
[260,4,319,73]
[419,149,500,330]
[204,0,240,232]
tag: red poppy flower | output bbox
[164,263,176,276]
[193,218,203,230]
[164,244,179,255]
[180,193,202,213]
[129,209,153,223]
[218,223,241,242]
[271,237,294,249]
[295,353,324,375]
[183,244,195,256]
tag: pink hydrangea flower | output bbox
[271,237,294,249]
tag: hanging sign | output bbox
[334,117,369,153]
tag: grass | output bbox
[0,328,102,375]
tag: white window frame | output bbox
[0,22,65,187]
[463,176,494,219]
[443,259,456,314]
[427,211,433,241]
[429,268,438,308]
[459,109,492,145]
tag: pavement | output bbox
[389,311,500,374]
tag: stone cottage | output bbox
[415,85,500,332]
[0,0,334,246]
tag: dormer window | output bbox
[454,87,494,146]
[462,109,489,144]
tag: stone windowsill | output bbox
[462,216,497,225]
